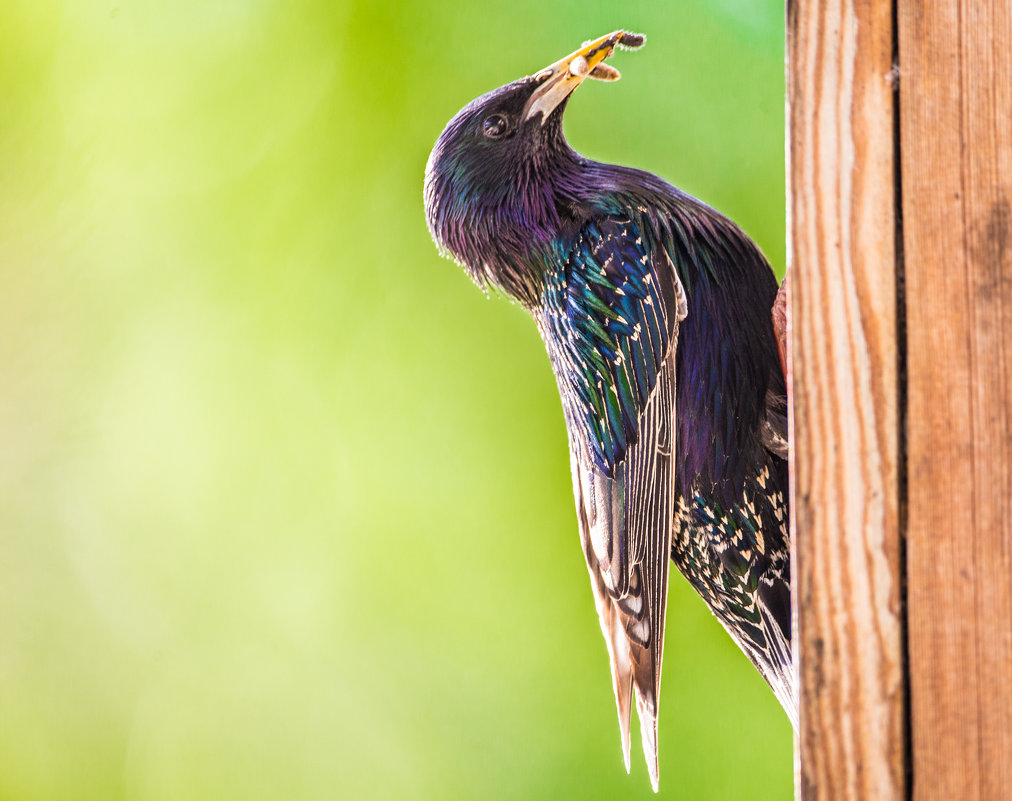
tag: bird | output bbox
[423,31,793,791]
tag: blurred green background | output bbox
[0,1,789,799]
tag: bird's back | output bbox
[639,179,795,722]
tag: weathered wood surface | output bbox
[787,1,906,799]
[899,2,1012,800]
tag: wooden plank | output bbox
[787,1,906,799]
[899,2,1012,800]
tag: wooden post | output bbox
[900,3,1012,800]
[788,1,906,799]
[788,1,1012,799]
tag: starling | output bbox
[424,32,793,790]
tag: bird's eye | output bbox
[482,114,509,140]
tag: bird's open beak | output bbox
[523,30,645,124]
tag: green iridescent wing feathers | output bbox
[538,214,687,790]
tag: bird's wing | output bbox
[539,215,686,791]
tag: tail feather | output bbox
[581,528,665,788]
[760,605,798,727]
[717,602,798,729]
[636,692,659,793]
[593,583,635,771]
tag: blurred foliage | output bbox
[0,0,789,798]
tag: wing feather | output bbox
[540,216,685,791]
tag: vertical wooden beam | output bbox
[787,1,906,799]
[900,3,1012,800]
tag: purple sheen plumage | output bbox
[423,49,795,788]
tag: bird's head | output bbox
[424,31,644,305]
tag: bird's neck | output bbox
[471,146,590,306]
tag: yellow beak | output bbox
[523,30,645,124]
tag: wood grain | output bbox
[787,1,906,799]
[899,2,1012,800]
